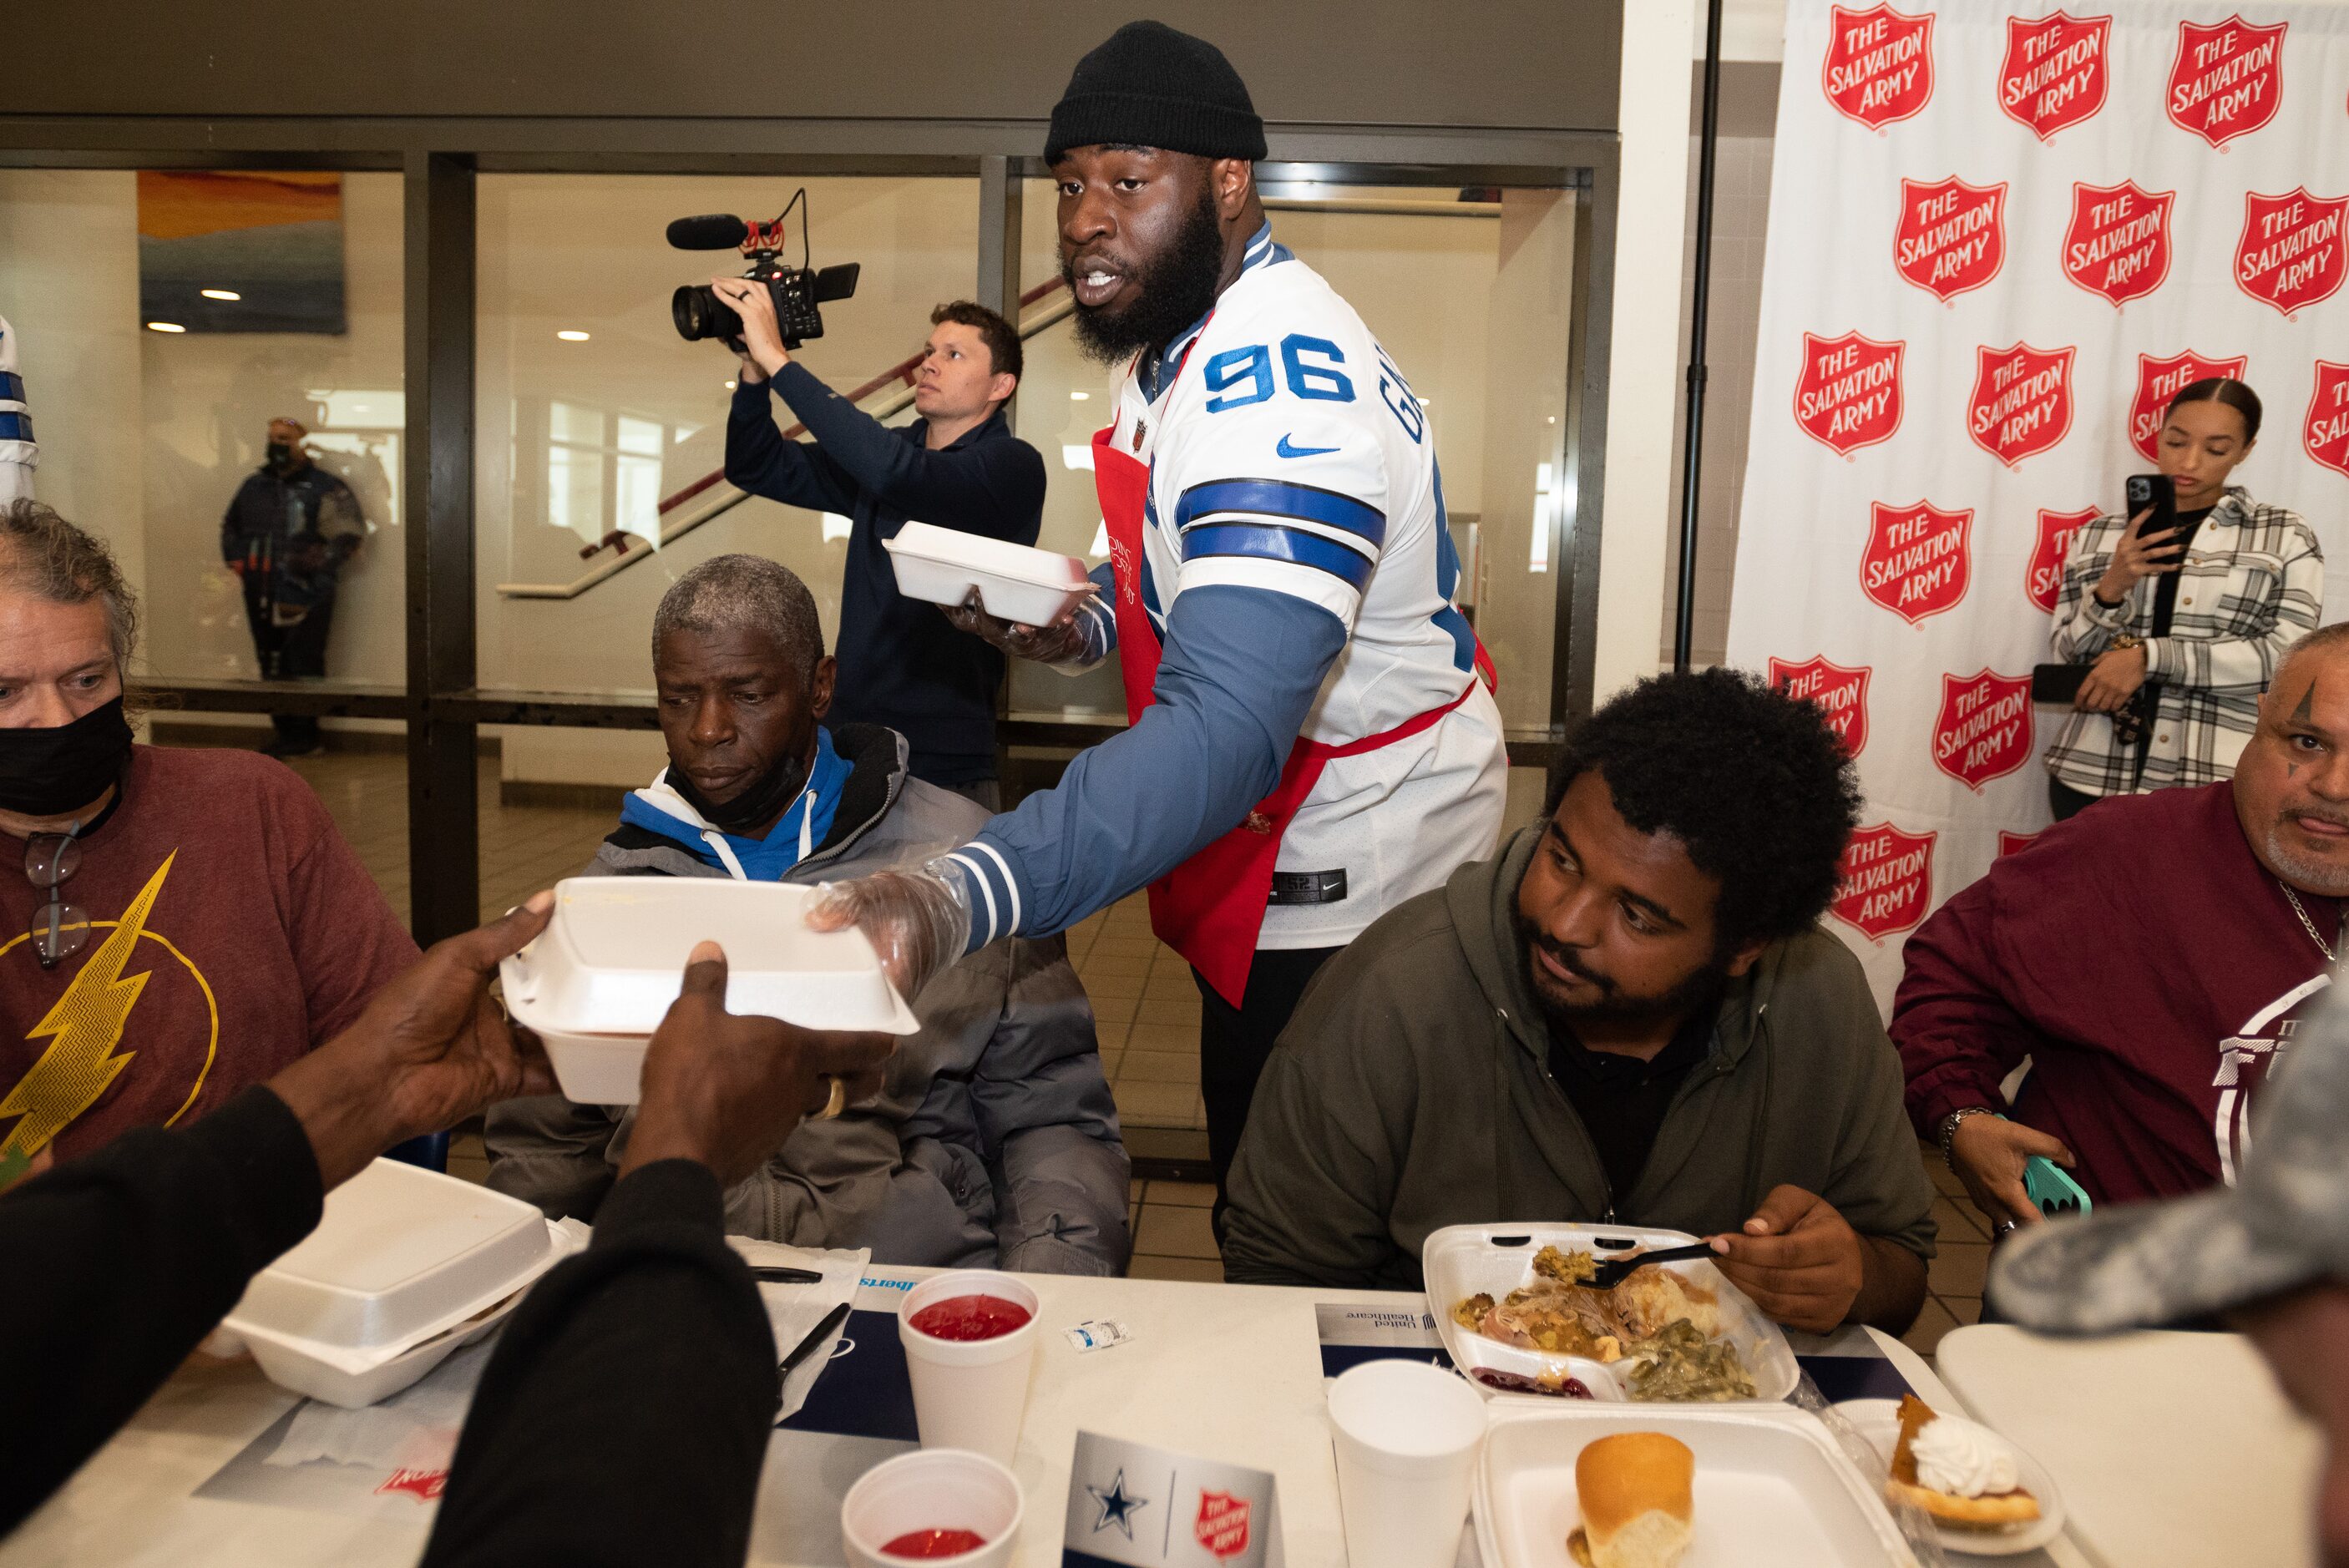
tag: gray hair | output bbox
[0,498,141,670]
[651,553,824,678]
[2273,622,2349,690]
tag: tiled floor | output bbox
[242,739,1987,1358]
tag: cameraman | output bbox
[716,279,1045,807]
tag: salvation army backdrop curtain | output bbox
[1726,1,2349,1005]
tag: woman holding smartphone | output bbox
[2043,378,2324,821]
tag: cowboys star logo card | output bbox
[1063,1431,1283,1568]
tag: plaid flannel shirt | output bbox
[2044,488,2323,797]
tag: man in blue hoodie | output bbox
[486,554,1128,1272]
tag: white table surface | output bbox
[0,1266,2012,1568]
[1937,1323,2322,1568]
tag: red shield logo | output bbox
[2063,180,2174,307]
[1824,4,1936,129]
[2168,16,2286,149]
[2027,506,2099,614]
[2131,350,2249,463]
[1196,1492,1251,1561]
[1895,177,2007,301]
[2000,11,2112,140]
[1968,342,2075,468]
[1933,668,2035,791]
[2306,362,2349,479]
[1832,822,1936,942]
[2235,189,2349,318]
[1769,655,1873,757]
[1860,500,1972,625]
[1998,829,2043,857]
[1793,331,1905,456]
[376,1468,449,1502]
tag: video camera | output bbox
[668,188,860,348]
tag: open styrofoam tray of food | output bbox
[1423,1222,1798,1405]
[1474,1403,1916,1568]
[500,878,921,1105]
[883,520,1096,627]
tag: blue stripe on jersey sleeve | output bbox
[0,413,32,443]
[1173,478,1387,548]
[0,373,23,403]
[1182,522,1374,591]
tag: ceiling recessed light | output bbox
[145,321,186,334]
[1070,391,1091,401]
[556,330,591,341]
[200,288,241,301]
[724,380,737,391]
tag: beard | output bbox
[2263,813,2349,898]
[1066,181,1227,366]
[1511,903,1729,1034]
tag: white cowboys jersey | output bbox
[1108,245,1506,948]
[0,316,34,503]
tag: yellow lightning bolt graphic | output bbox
[0,852,175,1161]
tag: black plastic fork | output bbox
[1583,1240,1720,1290]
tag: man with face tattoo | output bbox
[1898,621,2349,1237]
[814,22,1507,1218]
[1218,670,1935,1335]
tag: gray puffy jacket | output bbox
[485,724,1130,1275]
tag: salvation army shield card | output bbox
[1063,1430,1283,1568]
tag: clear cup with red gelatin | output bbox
[899,1270,1041,1465]
[842,1449,1023,1568]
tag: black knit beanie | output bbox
[1044,20,1268,165]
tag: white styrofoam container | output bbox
[501,878,922,1105]
[237,1251,550,1409]
[1474,1404,1917,1568]
[230,1159,553,1350]
[883,520,1096,627]
[1422,1222,1799,1405]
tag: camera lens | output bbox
[671,284,742,343]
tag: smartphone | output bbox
[2124,473,2177,538]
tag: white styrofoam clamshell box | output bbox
[222,1161,581,1406]
[1422,1222,1800,1405]
[501,878,922,1105]
[883,521,1096,628]
[1474,1404,1918,1568]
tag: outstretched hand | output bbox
[269,893,559,1189]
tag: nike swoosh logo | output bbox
[1276,434,1339,458]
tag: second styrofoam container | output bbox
[1422,1222,1799,1405]
[1474,1403,1916,1568]
[883,521,1096,627]
[500,878,923,1105]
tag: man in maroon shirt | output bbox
[0,498,416,1168]
[1896,622,2349,1235]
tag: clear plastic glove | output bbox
[805,857,975,1001]
[940,590,1098,669]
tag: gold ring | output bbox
[818,1075,846,1120]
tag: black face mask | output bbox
[669,747,811,836]
[266,441,295,468]
[0,697,134,818]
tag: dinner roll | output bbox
[1567,1432,1693,1568]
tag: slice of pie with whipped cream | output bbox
[1885,1393,2042,1528]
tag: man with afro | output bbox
[1221,669,1936,1335]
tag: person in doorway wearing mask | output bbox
[220,415,367,758]
[0,498,416,1174]
[1220,670,1935,1335]
[2043,377,2323,820]
[486,554,1128,1272]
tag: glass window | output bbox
[0,165,412,917]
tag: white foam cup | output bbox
[898,1270,1040,1465]
[841,1448,1024,1568]
[1326,1361,1488,1568]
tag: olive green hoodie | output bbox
[1223,826,1936,1291]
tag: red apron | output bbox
[1091,422,1476,1007]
